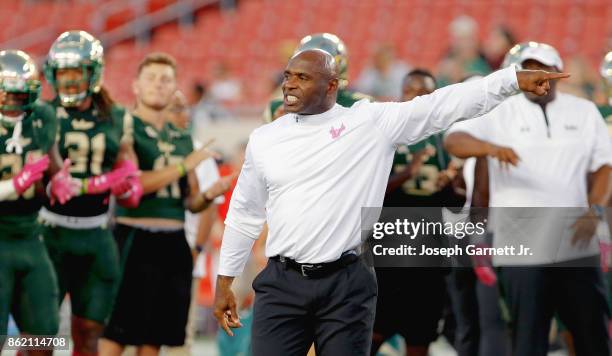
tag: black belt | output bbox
[270,251,359,278]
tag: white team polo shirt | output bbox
[448,92,612,264]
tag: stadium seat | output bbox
[2,0,607,107]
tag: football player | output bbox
[263,33,371,122]
[0,49,78,355]
[599,51,612,124]
[100,53,225,356]
[598,51,612,341]
[39,30,140,356]
[372,69,460,356]
[163,90,232,356]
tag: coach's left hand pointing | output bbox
[517,70,570,96]
[214,276,243,336]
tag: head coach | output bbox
[213,49,568,356]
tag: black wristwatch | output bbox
[194,244,204,254]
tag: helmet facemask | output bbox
[46,62,102,107]
[51,65,94,107]
[0,50,41,123]
[0,92,31,124]
[0,49,41,154]
[0,82,40,119]
[44,30,104,108]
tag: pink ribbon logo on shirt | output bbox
[330,123,346,139]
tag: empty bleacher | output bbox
[1,0,610,108]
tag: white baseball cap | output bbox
[519,42,563,71]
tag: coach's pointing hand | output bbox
[214,275,243,336]
[517,70,570,96]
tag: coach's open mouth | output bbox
[284,94,299,106]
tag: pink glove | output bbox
[112,159,139,177]
[83,165,133,195]
[112,175,143,208]
[474,266,497,287]
[49,159,80,205]
[13,155,50,195]
[110,160,142,208]
[600,241,612,273]
[472,243,497,286]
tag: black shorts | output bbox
[373,267,447,346]
[103,224,193,347]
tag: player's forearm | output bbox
[184,190,214,213]
[140,164,184,194]
[218,225,257,277]
[386,170,415,195]
[0,179,17,201]
[444,132,493,159]
[589,165,612,206]
[469,157,490,230]
[196,204,217,248]
[471,157,490,208]
[47,143,64,176]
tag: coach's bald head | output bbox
[282,49,339,115]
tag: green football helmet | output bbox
[296,33,349,88]
[601,51,612,102]
[502,41,561,70]
[44,30,104,107]
[0,49,41,113]
[502,41,537,69]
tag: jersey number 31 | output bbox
[64,132,105,175]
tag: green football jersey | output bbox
[45,100,133,217]
[264,89,372,122]
[116,115,193,221]
[599,105,612,137]
[0,101,57,234]
[386,133,451,206]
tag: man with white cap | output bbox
[444,42,612,356]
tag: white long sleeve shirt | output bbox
[218,66,520,276]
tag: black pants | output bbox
[446,268,510,356]
[251,257,377,356]
[371,268,447,353]
[499,265,610,356]
[104,224,193,347]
